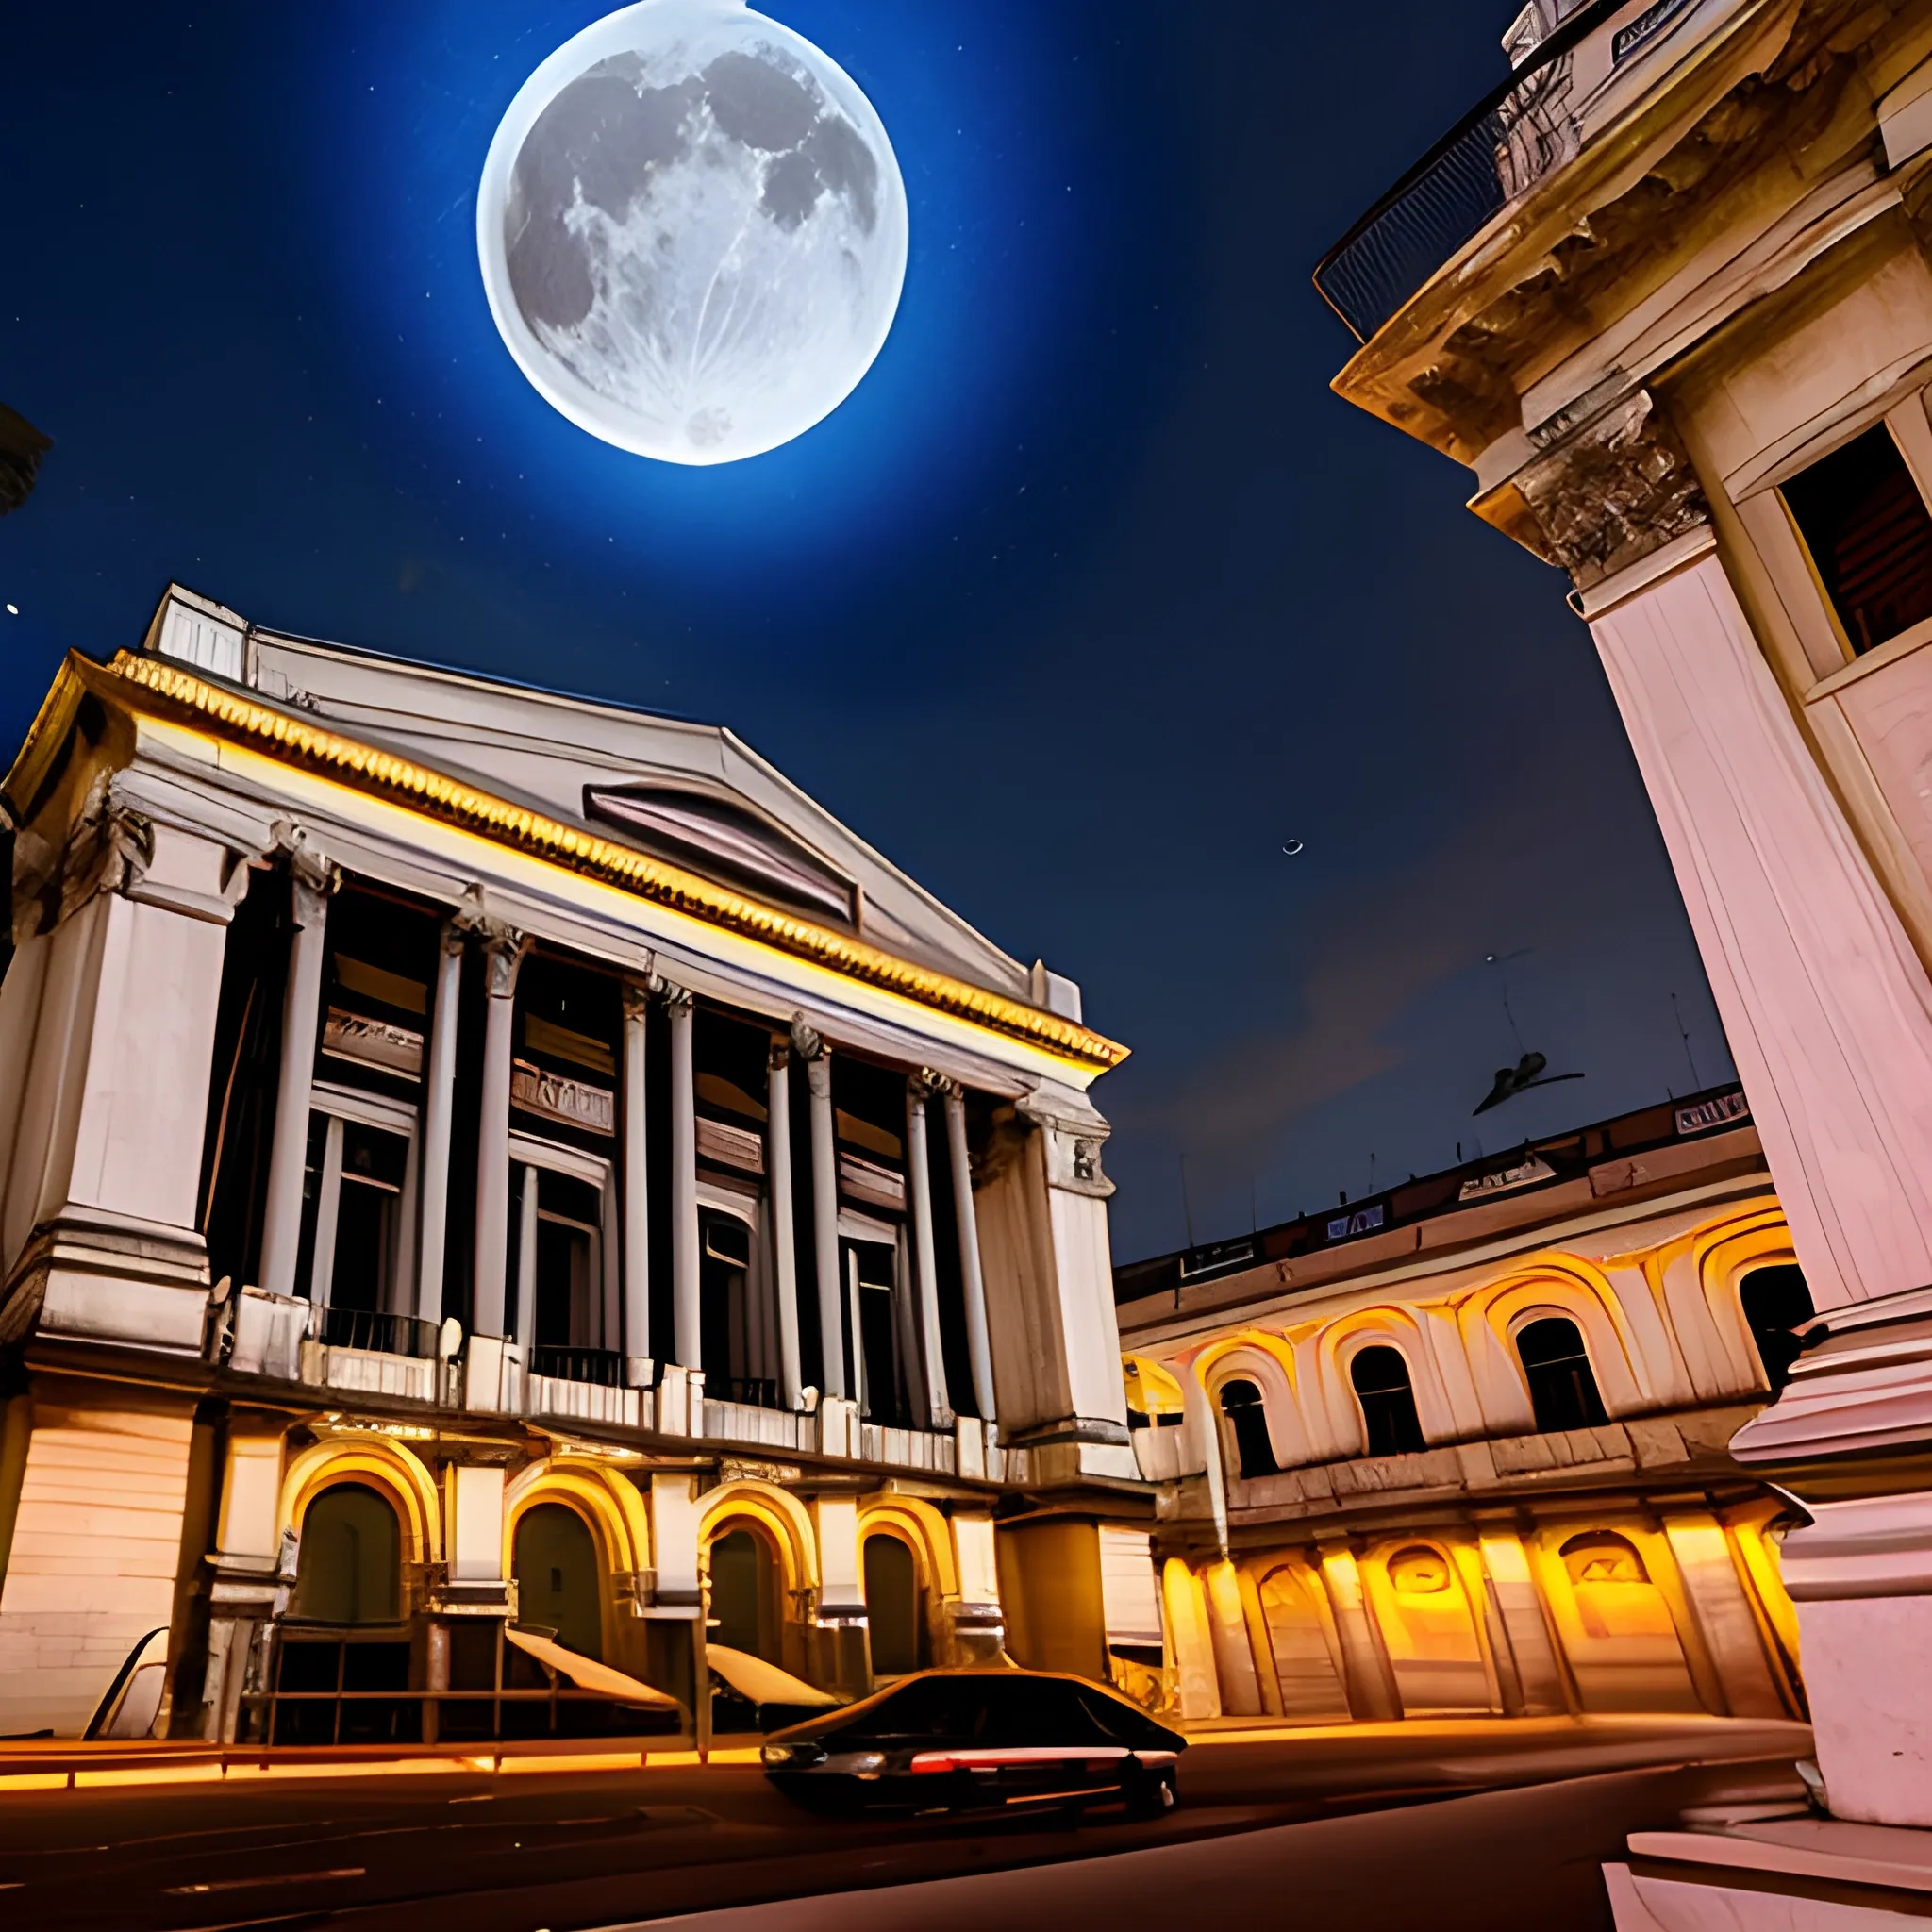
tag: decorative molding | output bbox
[42,650,1126,1071]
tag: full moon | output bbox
[477,0,908,465]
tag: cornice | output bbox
[7,652,1129,1075]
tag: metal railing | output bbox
[706,1375,779,1409]
[1313,0,1633,342]
[528,1345,625,1388]
[308,1304,441,1360]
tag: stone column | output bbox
[514,1160,540,1354]
[905,1075,950,1430]
[1474,1519,1571,1716]
[798,1026,845,1401]
[940,1079,996,1424]
[621,984,652,1384]
[766,1040,803,1410]
[258,852,337,1299]
[470,925,525,1340]
[1584,531,1932,1310]
[658,982,699,1374]
[414,924,463,1324]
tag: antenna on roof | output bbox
[1670,991,1702,1089]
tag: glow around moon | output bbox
[477,0,909,466]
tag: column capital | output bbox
[1513,389,1708,593]
[649,974,693,1013]
[790,1016,824,1060]
[916,1068,958,1101]
[623,979,652,1023]
[477,924,527,999]
[769,1035,792,1073]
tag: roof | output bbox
[2,598,1129,1074]
[1115,1084,1759,1307]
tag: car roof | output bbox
[765,1664,1188,1745]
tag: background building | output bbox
[1117,1089,1808,1728]
[1319,0,1932,1918]
[0,585,1153,1746]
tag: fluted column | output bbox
[906,1074,950,1429]
[660,981,700,1371]
[471,925,525,1339]
[767,1038,803,1409]
[414,923,464,1323]
[621,983,652,1382]
[798,1024,845,1400]
[259,850,338,1299]
[941,1079,996,1424]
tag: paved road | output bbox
[0,1716,1808,1932]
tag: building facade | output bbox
[1117,1091,1808,1728]
[0,585,1154,1747]
[1319,0,1932,1918]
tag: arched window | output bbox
[1740,1264,1813,1391]
[1560,1531,1649,1586]
[513,1503,603,1659]
[1218,1378,1279,1478]
[708,1526,781,1662]
[1516,1316,1608,1431]
[1351,1345,1426,1457]
[863,1534,924,1677]
[292,1482,401,1624]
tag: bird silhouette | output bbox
[1474,1051,1584,1115]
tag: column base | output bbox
[1609,1814,1932,1926]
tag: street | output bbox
[0,1716,1809,1931]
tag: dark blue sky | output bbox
[2,1,1732,1260]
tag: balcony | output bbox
[1313,0,1706,341]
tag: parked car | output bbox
[760,1667,1186,1817]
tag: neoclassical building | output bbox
[1318,0,1932,1919]
[0,585,1155,1746]
[1117,1090,1810,1728]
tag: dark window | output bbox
[1219,1377,1279,1478]
[1782,423,1932,656]
[974,1674,1108,1746]
[1350,1345,1427,1457]
[863,1535,922,1678]
[1515,1317,1608,1432]
[701,1210,761,1403]
[1740,1264,1814,1392]
[529,1169,602,1348]
[844,1674,984,1742]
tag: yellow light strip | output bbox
[65,652,1128,1071]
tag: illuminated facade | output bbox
[1117,1092,1807,1727]
[0,585,1152,1745]
[1319,0,1932,1918]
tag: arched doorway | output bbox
[1257,1565,1350,1722]
[862,1533,924,1677]
[1374,1544,1488,1714]
[292,1482,401,1624]
[708,1525,782,1662]
[513,1504,604,1660]
[1551,1530,1698,1713]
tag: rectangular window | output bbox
[1781,422,1932,657]
[297,1085,420,1333]
[510,1135,619,1372]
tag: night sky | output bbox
[2,1,1733,1263]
